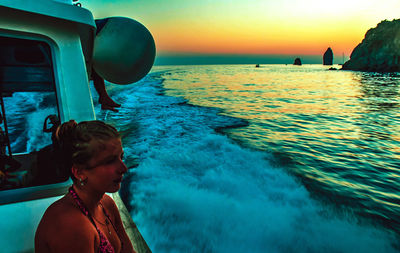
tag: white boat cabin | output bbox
[0,1,150,252]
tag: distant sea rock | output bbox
[342,19,400,72]
[293,58,302,65]
[323,47,333,65]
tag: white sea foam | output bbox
[4,92,56,153]
[134,139,395,253]
[97,69,398,253]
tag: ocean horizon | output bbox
[154,54,349,66]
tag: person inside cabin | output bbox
[34,115,66,186]
[0,113,21,188]
[43,114,60,139]
[35,120,135,253]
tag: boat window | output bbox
[0,36,69,192]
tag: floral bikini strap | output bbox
[69,186,90,217]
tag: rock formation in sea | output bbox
[342,19,400,72]
[323,47,333,65]
[293,58,302,65]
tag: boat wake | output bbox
[94,70,398,253]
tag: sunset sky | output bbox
[81,0,400,64]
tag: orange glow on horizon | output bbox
[153,21,366,56]
[84,0,400,58]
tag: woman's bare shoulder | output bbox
[101,194,119,212]
[39,196,93,233]
[36,196,98,252]
[44,196,80,217]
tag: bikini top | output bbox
[69,186,123,253]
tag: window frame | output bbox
[0,32,71,204]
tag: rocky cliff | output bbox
[342,19,400,72]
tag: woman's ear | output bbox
[71,164,87,181]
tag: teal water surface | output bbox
[159,64,400,234]
[98,64,400,252]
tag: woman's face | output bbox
[83,138,127,193]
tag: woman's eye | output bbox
[103,153,124,165]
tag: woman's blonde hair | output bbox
[56,120,120,179]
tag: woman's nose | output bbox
[118,159,128,173]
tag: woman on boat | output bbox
[35,120,135,253]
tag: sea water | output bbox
[95,64,400,253]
